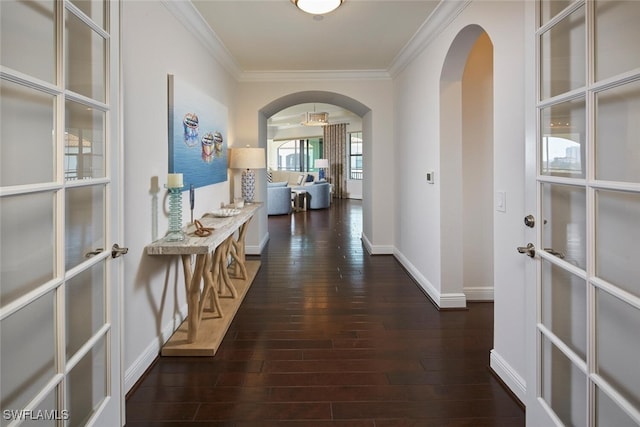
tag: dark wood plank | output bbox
[125,199,524,426]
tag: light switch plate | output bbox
[496,191,506,212]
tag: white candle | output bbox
[167,173,183,188]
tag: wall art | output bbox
[168,74,228,189]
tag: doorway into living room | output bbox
[267,102,363,201]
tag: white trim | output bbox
[160,0,241,79]
[490,349,527,404]
[246,231,269,256]
[361,233,394,255]
[464,286,494,301]
[158,0,471,83]
[438,292,468,309]
[238,69,391,82]
[388,0,472,77]
[124,303,188,392]
[393,249,467,309]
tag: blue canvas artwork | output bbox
[168,74,228,189]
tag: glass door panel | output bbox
[0,0,56,83]
[541,183,587,269]
[0,293,56,420]
[65,100,106,180]
[540,6,586,100]
[0,79,56,187]
[70,0,106,30]
[595,289,640,410]
[596,387,639,427]
[595,79,640,184]
[66,337,107,427]
[539,0,573,26]
[540,97,585,178]
[0,192,56,309]
[595,190,640,298]
[595,0,640,81]
[541,335,587,426]
[65,263,105,360]
[533,0,640,425]
[65,10,105,102]
[65,185,105,270]
[24,391,59,427]
[1,1,120,424]
[541,259,587,360]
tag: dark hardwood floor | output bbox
[125,199,525,426]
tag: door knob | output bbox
[524,215,535,228]
[517,243,536,258]
[112,243,129,258]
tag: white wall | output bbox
[121,1,236,391]
[462,33,494,300]
[393,1,527,401]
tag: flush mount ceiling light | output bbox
[291,0,344,15]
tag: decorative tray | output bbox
[209,208,241,218]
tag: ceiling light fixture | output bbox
[301,105,329,126]
[291,0,344,15]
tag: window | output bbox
[275,138,322,172]
[349,131,362,180]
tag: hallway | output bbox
[125,199,525,426]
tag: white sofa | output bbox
[269,170,319,186]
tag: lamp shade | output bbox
[314,158,329,169]
[229,147,266,170]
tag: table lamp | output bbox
[315,158,329,181]
[229,147,266,203]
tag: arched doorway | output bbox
[259,91,371,235]
[440,25,495,303]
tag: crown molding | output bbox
[388,0,472,78]
[161,0,242,79]
[238,69,391,83]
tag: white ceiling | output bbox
[191,0,441,72]
[189,0,442,134]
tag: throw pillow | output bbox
[305,174,314,183]
[266,170,273,183]
[296,174,305,185]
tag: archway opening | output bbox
[259,91,371,231]
[440,25,495,303]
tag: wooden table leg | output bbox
[185,254,206,343]
[218,236,238,299]
[230,217,251,280]
[200,252,223,319]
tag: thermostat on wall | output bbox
[426,171,435,184]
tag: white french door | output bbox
[0,1,122,426]
[526,0,640,426]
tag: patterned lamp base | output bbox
[241,169,256,203]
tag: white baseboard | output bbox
[393,249,466,309]
[124,303,188,393]
[246,232,269,255]
[490,349,526,404]
[464,286,494,301]
[360,233,394,255]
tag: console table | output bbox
[146,203,262,356]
